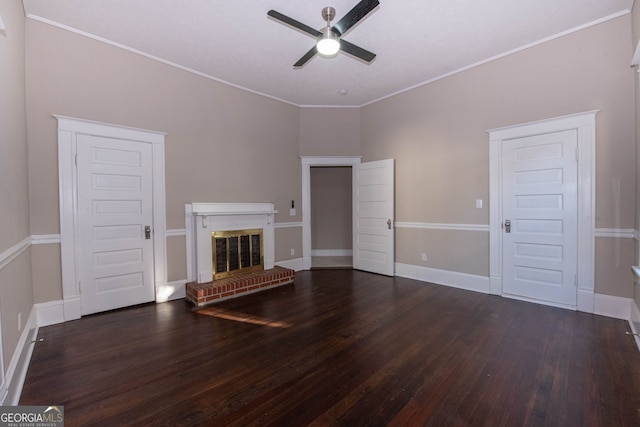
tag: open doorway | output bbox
[301,156,361,270]
[301,156,395,275]
[310,166,353,269]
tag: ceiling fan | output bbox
[267,0,380,68]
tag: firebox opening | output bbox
[212,228,264,280]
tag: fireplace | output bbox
[185,202,295,307]
[212,228,263,280]
[185,202,277,284]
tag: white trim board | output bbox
[0,237,30,272]
[156,280,186,303]
[275,222,303,229]
[395,223,634,236]
[396,262,633,320]
[594,228,636,239]
[275,258,305,272]
[31,234,61,245]
[312,249,353,257]
[1,307,38,406]
[56,115,167,321]
[395,263,490,295]
[629,302,640,352]
[35,300,65,327]
[166,229,186,237]
[395,222,489,232]
[593,293,631,320]
[488,111,597,311]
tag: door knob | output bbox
[145,225,151,239]
[387,219,392,230]
[504,220,511,233]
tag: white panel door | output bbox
[353,159,394,276]
[77,135,155,315]
[502,130,578,307]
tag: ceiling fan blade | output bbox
[339,40,376,63]
[294,46,318,68]
[332,0,380,36]
[267,10,321,38]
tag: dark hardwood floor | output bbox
[20,270,640,426]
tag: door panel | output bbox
[502,130,578,307]
[353,159,394,276]
[77,135,155,315]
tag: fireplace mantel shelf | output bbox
[190,202,277,216]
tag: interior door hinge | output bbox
[575,147,579,162]
[75,153,78,167]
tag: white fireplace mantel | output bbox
[185,203,277,283]
[190,202,277,217]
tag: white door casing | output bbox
[353,159,395,276]
[501,130,578,307]
[489,111,596,312]
[301,156,362,270]
[77,135,155,315]
[57,116,167,320]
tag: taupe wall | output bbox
[311,167,352,251]
[24,19,302,290]
[361,15,636,297]
[0,0,34,372]
[299,108,361,156]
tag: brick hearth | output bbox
[185,265,295,307]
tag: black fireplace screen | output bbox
[212,229,263,280]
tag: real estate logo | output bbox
[0,405,64,427]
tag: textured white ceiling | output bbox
[22,0,634,107]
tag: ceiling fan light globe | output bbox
[317,27,340,57]
[317,38,340,56]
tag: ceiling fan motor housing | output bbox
[267,0,379,67]
[321,6,336,23]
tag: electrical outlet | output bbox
[17,312,21,332]
[476,199,483,209]
[291,248,295,256]
[421,253,427,262]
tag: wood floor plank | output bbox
[20,270,640,426]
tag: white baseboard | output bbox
[156,280,186,302]
[629,301,640,352]
[593,293,631,320]
[276,258,305,271]
[311,249,353,257]
[577,289,595,313]
[35,300,65,327]
[1,307,38,405]
[395,263,491,294]
[394,263,634,322]
[63,296,82,322]
[631,300,640,323]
